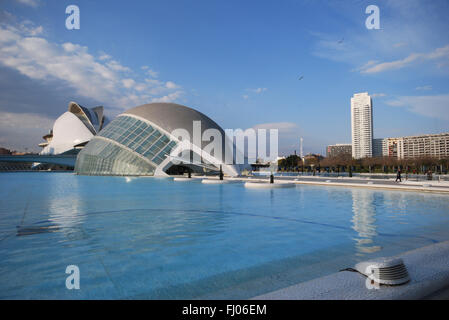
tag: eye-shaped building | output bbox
[75,103,241,177]
[39,102,107,155]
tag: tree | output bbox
[278,155,302,170]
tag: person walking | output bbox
[396,168,402,182]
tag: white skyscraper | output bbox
[351,92,373,159]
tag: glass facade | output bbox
[75,115,178,176]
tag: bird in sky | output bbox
[338,38,344,44]
[298,76,304,81]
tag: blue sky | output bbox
[0,0,448,154]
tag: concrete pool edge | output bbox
[201,175,449,194]
[292,180,449,194]
[251,240,449,300]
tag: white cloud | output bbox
[386,94,449,120]
[165,81,179,89]
[253,122,298,131]
[142,66,159,78]
[243,88,268,99]
[29,25,42,35]
[98,53,111,61]
[152,90,184,103]
[311,31,358,63]
[135,83,146,92]
[62,42,78,52]
[357,45,449,74]
[148,70,158,78]
[106,60,130,72]
[371,93,387,98]
[0,111,53,129]
[145,78,162,86]
[0,19,183,110]
[15,0,39,7]
[415,85,432,91]
[247,87,267,94]
[0,111,54,151]
[122,78,135,88]
[312,1,449,76]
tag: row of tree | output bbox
[277,154,449,174]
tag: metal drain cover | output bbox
[355,257,410,286]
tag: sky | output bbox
[0,0,448,155]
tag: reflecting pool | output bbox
[0,172,448,299]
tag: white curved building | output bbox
[75,102,242,177]
[39,102,107,155]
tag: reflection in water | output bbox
[14,174,86,239]
[382,192,409,225]
[16,223,60,236]
[46,174,87,241]
[351,189,382,256]
[218,184,224,211]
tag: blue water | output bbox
[1,172,448,299]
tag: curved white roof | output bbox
[124,103,226,147]
[68,102,106,134]
[40,112,94,155]
[39,102,107,156]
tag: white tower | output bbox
[351,92,373,159]
[300,137,304,159]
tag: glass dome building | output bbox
[75,103,241,177]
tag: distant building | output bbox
[351,92,373,159]
[0,147,12,155]
[303,153,324,164]
[75,103,243,176]
[346,93,448,160]
[326,144,352,158]
[374,133,449,160]
[39,102,108,155]
[386,137,404,159]
[373,138,388,157]
[400,133,449,159]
